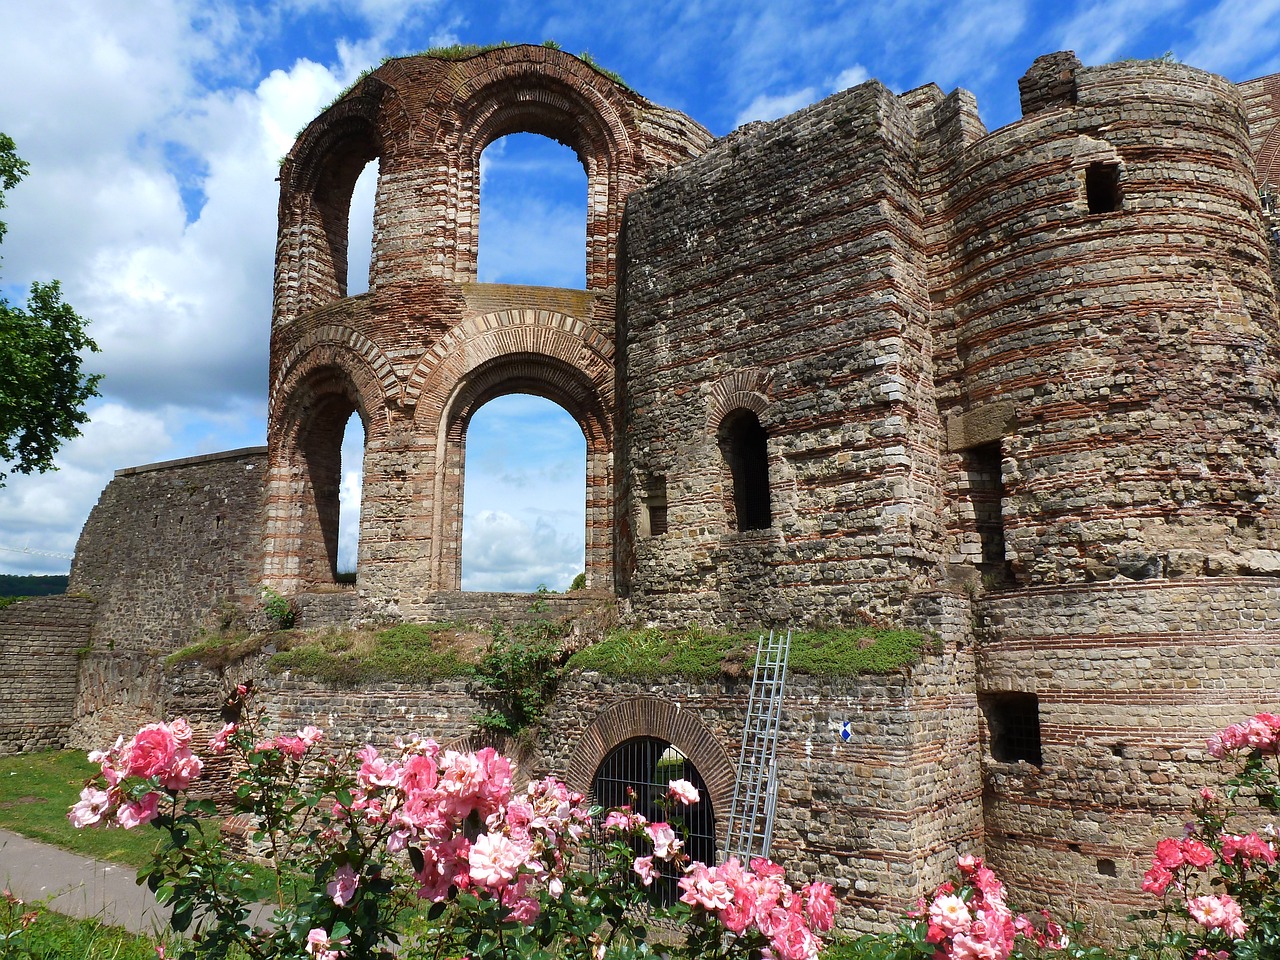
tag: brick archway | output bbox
[565,697,736,821]
[412,311,614,591]
[264,347,383,591]
[266,47,710,608]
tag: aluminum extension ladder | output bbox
[723,628,792,863]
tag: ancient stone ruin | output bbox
[6,45,1280,934]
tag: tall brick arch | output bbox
[419,49,642,289]
[265,47,710,605]
[411,310,616,591]
[264,347,384,590]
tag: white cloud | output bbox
[1185,0,1280,77]
[733,88,819,128]
[832,65,870,91]
[461,510,583,593]
[1055,0,1187,65]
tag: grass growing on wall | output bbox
[268,623,482,684]
[567,625,934,680]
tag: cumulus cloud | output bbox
[1054,0,1187,65]
[734,88,819,127]
[1185,0,1280,78]
[461,510,583,593]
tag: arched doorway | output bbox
[591,736,717,904]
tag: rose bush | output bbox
[1131,712,1280,960]
[69,688,833,960]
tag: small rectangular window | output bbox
[980,692,1044,766]
[964,442,1011,585]
[642,477,668,537]
[1085,162,1122,214]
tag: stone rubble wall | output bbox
[975,577,1280,932]
[67,448,268,746]
[618,80,944,628]
[0,596,93,754]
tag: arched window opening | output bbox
[591,737,717,907]
[297,392,358,585]
[478,133,587,288]
[719,410,772,531]
[347,160,378,296]
[336,410,365,584]
[461,394,586,592]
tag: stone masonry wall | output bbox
[618,80,944,629]
[974,578,1280,934]
[136,641,977,939]
[0,596,94,754]
[68,448,268,747]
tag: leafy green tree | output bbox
[0,133,100,484]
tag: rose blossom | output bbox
[68,786,112,828]
[125,724,178,779]
[803,881,836,933]
[117,792,161,829]
[646,822,681,860]
[327,864,358,906]
[633,855,659,886]
[668,779,700,805]
[209,723,237,754]
[929,894,972,936]
[468,832,530,889]
[1187,894,1247,938]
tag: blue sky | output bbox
[0,0,1278,588]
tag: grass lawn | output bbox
[0,750,163,869]
[0,900,170,960]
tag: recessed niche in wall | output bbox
[980,691,1044,766]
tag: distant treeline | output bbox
[0,574,69,598]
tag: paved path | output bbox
[0,828,171,935]
[0,829,275,938]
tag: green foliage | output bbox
[787,628,934,675]
[268,622,475,684]
[0,574,67,597]
[568,625,932,680]
[569,572,587,591]
[471,619,565,735]
[164,631,265,670]
[261,587,296,629]
[0,134,101,486]
[569,623,748,680]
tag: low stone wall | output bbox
[131,638,977,938]
[0,596,94,754]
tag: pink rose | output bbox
[327,864,359,906]
[468,832,530,890]
[633,855,659,886]
[209,723,237,754]
[803,881,837,932]
[1142,864,1174,895]
[125,724,178,779]
[929,894,972,936]
[68,786,113,828]
[668,779,700,805]
[1153,838,1184,869]
[1181,838,1215,868]
[162,751,204,791]
[646,822,681,860]
[1187,894,1247,938]
[117,792,160,829]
